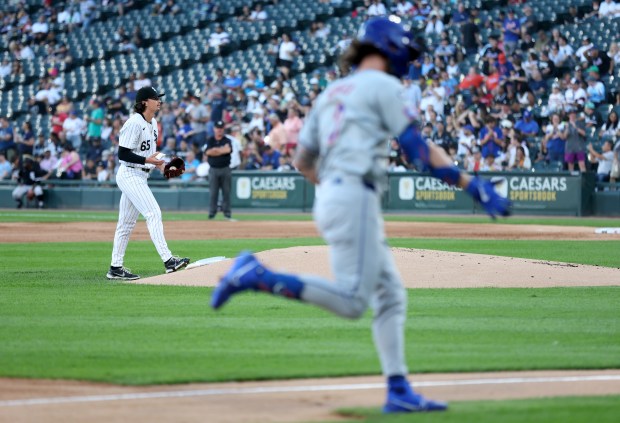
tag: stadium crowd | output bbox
[2,0,620,208]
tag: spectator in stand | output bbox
[237,5,252,21]
[460,13,480,56]
[31,14,49,44]
[134,73,152,91]
[283,107,303,153]
[528,69,547,98]
[0,117,16,161]
[186,94,209,147]
[519,31,535,53]
[132,25,144,48]
[459,66,485,91]
[480,35,501,75]
[62,110,85,152]
[588,140,615,183]
[161,136,177,157]
[332,32,353,57]
[57,5,82,32]
[367,0,388,16]
[86,98,105,147]
[435,38,456,65]
[96,160,110,183]
[249,3,268,20]
[209,24,230,50]
[180,150,200,182]
[508,145,531,171]
[265,113,287,152]
[515,109,540,138]
[223,69,243,89]
[479,116,504,159]
[533,30,550,55]
[85,137,104,162]
[451,3,468,25]
[246,106,265,134]
[0,152,12,180]
[209,87,227,128]
[0,57,11,78]
[502,8,521,56]
[599,110,620,138]
[277,33,298,78]
[116,0,135,16]
[546,82,566,115]
[583,102,603,130]
[32,134,51,158]
[260,144,281,170]
[425,13,444,35]
[586,47,614,76]
[538,50,556,79]
[176,115,195,146]
[586,75,606,107]
[558,36,575,62]
[479,151,501,171]
[585,1,601,19]
[519,5,537,36]
[543,113,567,163]
[15,122,35,158]
[56,144,83,180]
[575,36,594,63]
[565,108,587,172]
[197,0,218,17]
[80,0,96,28]
[549,43,568,69]
[155,0,181,15]
[393,0,413,17]
[30,80,59,115]
[39,146,58,176]
[607,42,620,66]
[431,120,453,153]
[564,78,587,112]
[115,27,135,53]
[599,0,620,18]
[506,56,528,93]
[456,124,477,159]
[420,77,445,118]
[241,140,262,170]
[464,145,483,171]
[82,157,98,180]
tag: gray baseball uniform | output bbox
[296,69,412,377]
[111,112,173,267]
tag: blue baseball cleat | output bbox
[210,251,263,309]
[383,384,447,413]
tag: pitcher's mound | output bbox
[133,247,620,289]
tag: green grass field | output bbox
[0,211,618,422]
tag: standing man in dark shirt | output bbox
[461,14,480,56]
[204,120,233,220]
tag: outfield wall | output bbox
[1,171,616,216]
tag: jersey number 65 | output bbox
[140,140,151,151]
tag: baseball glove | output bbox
[164,156,185,179]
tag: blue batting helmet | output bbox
[357,17,423,78]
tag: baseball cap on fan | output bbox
[214,120,225,128]
[136,86,165,103]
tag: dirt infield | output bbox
[1,219,619,423]
[3,219,620,243]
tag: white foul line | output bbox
[1,375,619,407]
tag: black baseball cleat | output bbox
[106,266,140,281]
[165,256,190,273]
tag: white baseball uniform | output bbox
[110,112,173,267]
[296,69,412,377]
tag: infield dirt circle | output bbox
[1,219,619,423]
